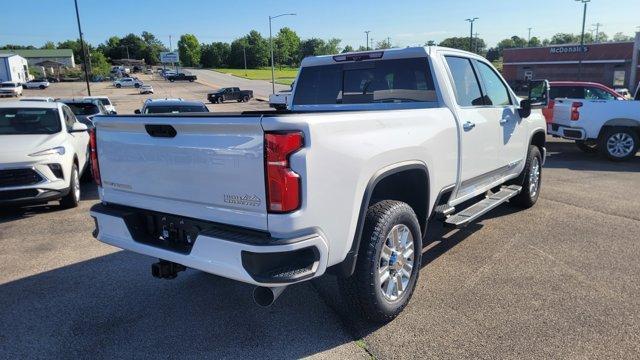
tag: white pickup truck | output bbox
[549,98,640,160]
[90,47,548,322]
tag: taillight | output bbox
[89,128,101,186]
[570,101,582,121]
[264,131,303,213]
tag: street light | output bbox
[269,13,296,94]
[465,17,479,53]
[576,0,591,80]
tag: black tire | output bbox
[510,145,542,208]
[115,84,122,88]
[135,83,141,88]
[60,164,80,209]
[598,127,639,161]
[189,79,194,82]
[338,200,422,323]
[237,99,242,102]
[39,85,46,89]
[575,140,598,154]
[169,79,175,82]
[217,97,223,104]
[242,95,250,102]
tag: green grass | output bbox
[213,67,298,85]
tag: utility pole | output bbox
[74,0,91,95]
[370,38,375,50]
[243,46,247,76]
[465,17,479,53]
[169,35,172,51]
[269,13,296,94]
[528,27,533,47]
[387,36,391,48]
[592,22,603,42]
[576,0,590,81]
[365,30,371,50]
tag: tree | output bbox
[41,41,56,49]
[201,42,230,68]
[375,39,392,50]
[57,39,89,62]
[485,47,501,62]
[321,38,341,54]
[178,34,201,67]
[549,33,579,45]
[228,31,268,68]
[90,51,110,77]
[439,36,486,53]
[612,32,633,42]
[529,36,541,47]
[341,45,354,53]
[140,31,167,64]
[425,40,437,46]
[274,27,300,67]
[299,38,326,59]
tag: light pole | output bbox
[74,0,91,96]
[269,13,296,94]
[528,27,533,47]
[365,30,371,50]
[465,17,479,53]
[575,0,590,80]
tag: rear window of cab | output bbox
[293,57,436,105]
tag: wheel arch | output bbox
[530,129,546,156]
[329,162,430,277]
[598,119,640,139]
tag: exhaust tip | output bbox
[253,286,286,307]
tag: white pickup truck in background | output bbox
[549,98,640,160]
[90,47,548,322]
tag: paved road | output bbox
[1,137,639,359]
[189,69,290,100]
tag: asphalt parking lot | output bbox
[1,79,639,358]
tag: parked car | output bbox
[84,96,117,114]
[57,98,109,127]
[139,85,154,94]
[161,69,177,78]
[166,73,197,82]
[207,87,253,103]
[20,97,55,102]
[134,98,208,114]
[145,68,153,75]
[615,88,632,100]
[23,78,50,89]
[0,101,89,208]
[542,81,624,123]
[113,77,143,88]
[549,98,639,160]
[90,47,548,322]
[0,82,23,97]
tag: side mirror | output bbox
[518,99,532,118]
[134,109,141,114]
[70,122,88,133]
[527,79,550,108]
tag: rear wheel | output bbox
[115,84,122,88]
[217,97,223,104]
[575,140,598,154]
[338,200,422,323]
[510,145,542,208]
[39,85,46,89]
[599,127,638,161]
[60,164,80,209]
[242,95,250,102]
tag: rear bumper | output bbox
[547,123,586,140]
[90,203,329,286]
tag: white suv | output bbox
[0,101,90,208]
[0,82,23,97]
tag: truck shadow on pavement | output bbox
[544,139,640,172]
[0,251,356,359]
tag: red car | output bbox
[542,81,624,122]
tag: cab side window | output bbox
[445,56,484,107]
[584,87,615,100]
[475,61,511,106]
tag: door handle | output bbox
[499,118,508,125]
[463,121,476,131]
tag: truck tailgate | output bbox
[94,115,267,230]
[551,99,575,126]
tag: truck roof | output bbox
[0,100,60,109]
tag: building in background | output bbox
[0,49,75,68]
[503,33,640,92]
[0,54,30,83]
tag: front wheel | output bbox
[217,97,223,104]
[60,164,80,208]
[510,145,542,208]
[39,85,46,89]
[338,200,422,323]
[599,127,638,161]
[115,84,122,88]
[242,95,250,102]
